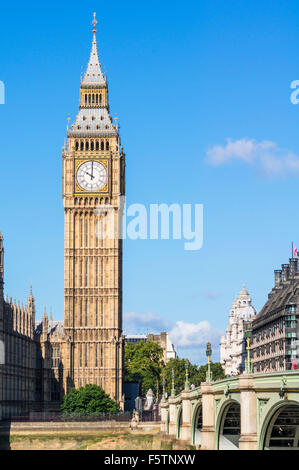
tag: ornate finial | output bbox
[43,307,48,322]
[92,12,98,33]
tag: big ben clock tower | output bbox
[62,14,125,404]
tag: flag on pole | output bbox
[294,245,298,258]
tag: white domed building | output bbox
[220,285,257,376]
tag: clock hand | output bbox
[85,171,95,180]
[91,161,94,178]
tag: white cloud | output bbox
[123,311,171,335]
[169,320,222,348]
[123,313,223,365]
[206,138,299,178]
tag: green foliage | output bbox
[124,340,225,397]
[124,341,164,395]
[60,384,120,415]
[162,358,199,395]
[162,360,225,395]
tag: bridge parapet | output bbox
[161,371,299,450]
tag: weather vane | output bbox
[92,12,98,32]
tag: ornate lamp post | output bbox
[206,342,213,382]
[162,376,166,402]
[171,368,176,397]
[184,359,190,390]
[245,336,253,374]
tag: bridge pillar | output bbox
[168,397,177,436]
[160,400,169,433]
[180,390,191,442]
[238,374,258,450]
[200,382,215,450]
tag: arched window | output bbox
[80,141,84,151]
[92,94,95,104]
[88,94,91,104]
[85,141,89,151]
[96,141,99,151]
[75,141,79,151]
[106,141,109,151]
[96,94,98,104]
[85,94,87,104]
[91,141,94,151]
[101,141,104,151]
[100,94,102,104]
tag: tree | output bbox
[124,341,164,395]
[61,384,120,415]
[162,358,200,396]
[162,359,225,395]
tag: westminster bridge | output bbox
[160,371,299,450]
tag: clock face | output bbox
[76,161,107,191]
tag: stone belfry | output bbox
[62,14,125,404]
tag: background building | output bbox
[0,233,36,420]
[251,257,299,372]
[220,285,257,375]
[124,332,176,363]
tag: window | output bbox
[51,347,60,368]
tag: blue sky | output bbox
[1,1,299,364]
